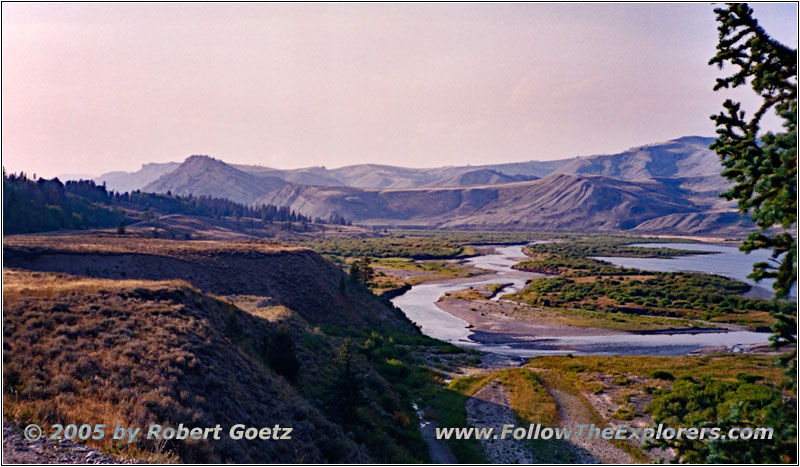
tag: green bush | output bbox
[649,370,675,381]
[613,404,636,420]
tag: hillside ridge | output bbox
[77,135,717,192]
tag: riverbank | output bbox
[436,296,775,356]
[392,243,774,357]
[400,243,789,464]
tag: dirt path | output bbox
[534,370,637,464]
[419,419,458,464]
[465,378,537,463]
[414,403,458,464]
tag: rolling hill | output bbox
[3,235,431,463]
[555,136,721,180]
[82,136,719,192]
[423,169,538,187]
[74,136,747,235]
[254,173,745,234]
[143,155,287,204]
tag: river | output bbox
[594,242,797,301]
[391,244,772,357]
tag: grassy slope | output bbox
[2,235,442,463]
[3,270,365,463]
[3,235,411,329]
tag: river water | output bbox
[594,242,797,301]
[391,244,772,357]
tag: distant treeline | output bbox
[3,170,350,234]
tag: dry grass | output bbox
[2,234,438,463]
[448,373,496,397]
[497,369,558,426]
[447,369,558,426]
[3,234,305,257]
[4,233,414,330]
[224,295,296,323]
[525,354,789,462]
[3,268,190,300]
[442,288,489,301]
[3,268,365,463]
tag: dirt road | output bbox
[534,370,638,464]
[464,378,537,463]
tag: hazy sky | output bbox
[2,3,797,178]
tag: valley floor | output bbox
[383,238,793,464]
[3,231,794,464]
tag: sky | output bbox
[2,3,797,178]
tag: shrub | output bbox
[736,373,765,384]
[649,370,675,381]
[613,404,636,420]
[612,374,631,385]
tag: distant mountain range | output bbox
[61,136,752,235]
[144,156,288,204]
[93,162,181,193]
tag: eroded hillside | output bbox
[3,235,411,329]
[3,270,369,462]
[3,235,435,463]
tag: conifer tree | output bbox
[709,3,797,302]
[709,5,797,388]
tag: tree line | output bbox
[3,170,350,234]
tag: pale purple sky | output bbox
[2,2,797,178]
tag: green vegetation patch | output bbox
[527,354,789,463]
[302,235,478,260]
[511,238,792,328]
[648,376,795,463]
[526,354,783,394]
